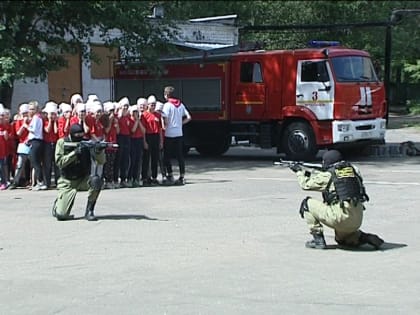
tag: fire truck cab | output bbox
[114,42,387,160]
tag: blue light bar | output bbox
[308,40,341,48]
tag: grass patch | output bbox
[408,101,420,115]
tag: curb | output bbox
[364,141,420,158]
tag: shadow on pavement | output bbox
[73,214,164,221]
[325,242,407,251]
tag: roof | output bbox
[189,14,238,25]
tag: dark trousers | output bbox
[29,139,44,184]
[116,135,130,182]
[104,150,117,182]
[43,142,59,187]
[163,136,185,176]
[128,137,143,182]
[142,134,160,180]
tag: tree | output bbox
[0,1,174,108]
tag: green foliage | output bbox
[165,0,420,79]
[1,0,420,96]
[404,61,420,81]
[407,100,420,115]
[0,1,174,87]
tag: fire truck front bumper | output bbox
[332,118,386,144]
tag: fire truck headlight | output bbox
[337,124,350,132]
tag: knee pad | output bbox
[299,196,311,219]
[88,175,102,191]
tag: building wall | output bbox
[10,18,238,114]
[10,60,110,114]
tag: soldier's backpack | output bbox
[323,161,369,206]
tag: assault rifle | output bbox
[274,159,323,170]
[64,140,119,150]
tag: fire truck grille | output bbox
[356,125,374,130]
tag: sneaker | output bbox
[141,178,151,187]
[162,175,175,185]
[0,184,7,190]
[7,183,17,190]
[104,182,113,189]
[33,183,47,191]
[150,178,159,185]
[132,180,140,188]
[175,177,185,185]
[126,180,133,188]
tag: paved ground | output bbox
[1,118,420,315]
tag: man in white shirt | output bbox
[25,101,46,190]
[161,86,191,185]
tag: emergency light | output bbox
[308,40,341,48]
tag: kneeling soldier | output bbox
[52,124,106,221]
[290,150,384,250]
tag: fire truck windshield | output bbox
[331,56,379,82]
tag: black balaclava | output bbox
[322,150,343,169]
[69,124,84,142]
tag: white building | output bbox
[10,14,238,114]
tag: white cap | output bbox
[155,101,164,112]
[43,101,58,114]
[87,94,99,103]
[0,103,4,112]
[75,103,86,113]
[19,103,29,114]
[70,93,83,106]
[129,105,139,114]
[59,102,72,113]
[147,95,157,104]
[85,99,101,113]
[118,97,130,108]
[92,101,103,113]
[103,101,115,112]
[137,97,147,106]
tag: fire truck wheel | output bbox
[282,121,318,161]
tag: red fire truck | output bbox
[113,41,387,160]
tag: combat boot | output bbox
[305,232,327,249]
[359,232,384,250]
[85,200,98,221]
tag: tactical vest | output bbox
[60,137,91,180]
[322,161,369,206]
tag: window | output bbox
[331,56,378,82]
[301,60,330,82]
[240,62,263,83]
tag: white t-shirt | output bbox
[27,114,44,140]
[162,99,191,138]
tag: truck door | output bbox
[296,60,335,120]
[231,60,266,120]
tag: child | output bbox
[0,109,9,189]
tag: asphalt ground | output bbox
[1,118,420,315]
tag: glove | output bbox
[289,163,302,173]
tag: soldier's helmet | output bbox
[69,124,84,142]
[322,150,343,169]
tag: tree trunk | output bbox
[0,82,14,109]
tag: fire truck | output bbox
[113,41,387,160]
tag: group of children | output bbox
[0,92,167,191]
